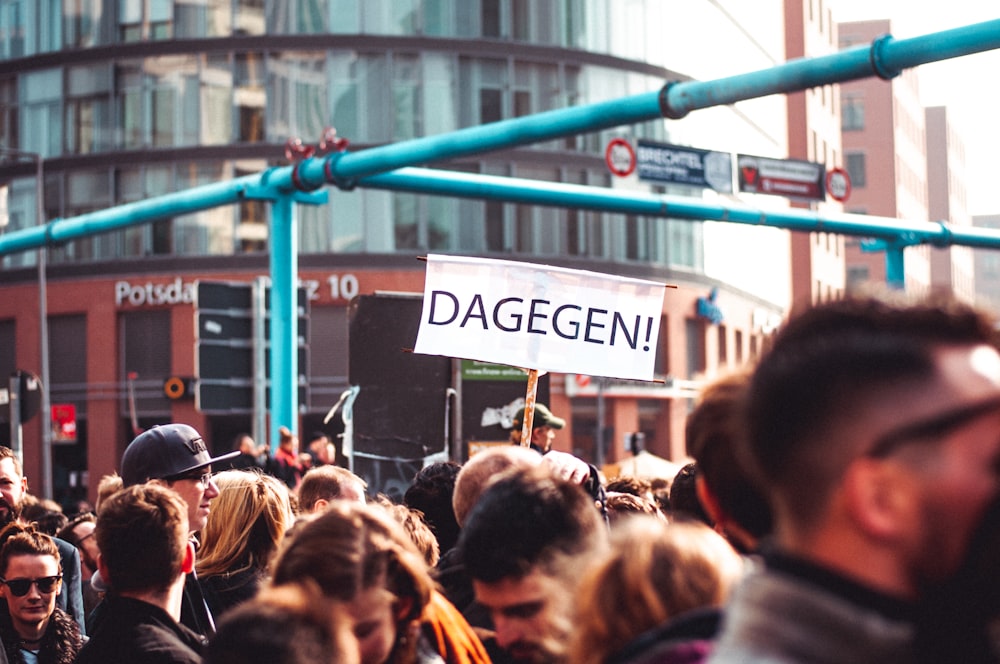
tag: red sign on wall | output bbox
[51,404,77,444]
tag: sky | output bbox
[830,0,1000,216]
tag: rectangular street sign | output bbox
[736,153,825,201]
[194,280,309,413]
[196,281,253,311]
[636,140,733,193]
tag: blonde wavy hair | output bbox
[197,470,294,578]
[569,516,745,664]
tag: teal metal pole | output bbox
[269,194,299,453]
[358,167,1000,250]
[885,247,906,289]
[658,20,1000,119]
[289,19,1000,188]
[1,19,998,260]
[0,175,258,256]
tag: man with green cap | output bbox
[508,403,566,454]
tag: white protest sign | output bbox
[414,255,666,381]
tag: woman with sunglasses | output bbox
[0,522,83,664]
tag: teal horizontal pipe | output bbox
[361,167,1000,250]
[0,174,262,256]
[298,19,1000,186]
[663,20,1000,117]
[291,92,663,189]
[1,20,998,258]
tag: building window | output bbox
[667,218,703,270]
[717,325,727,365]
[481,0,501,37]
[842,95,864,130]
[65,64,113,154]
[734,329,744,364]
[392,54,421,140]
[0,319,13,385]
[235,53,265,142]
[846,265,870,290]
[685,318,706,379]
[119,310,172,420]
[654,316,669,375]
[118,0,172,41]
[846,152,866,188]
[268,51,327,143]
[267,0,325,34]
[62,0,107,48]
[0,78,17,149]
[20,68,62,157]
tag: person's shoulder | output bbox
[77,635,201,664]
[52,536,77,559]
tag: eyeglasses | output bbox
[165,469,213,486]
[867,395,1000,459]
[1,575,62,597]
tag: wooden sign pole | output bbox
[519,369,539,447]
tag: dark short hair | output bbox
[403,461,461,553]
[57,512,97,547]
[457,466,604,583]
[205,584,350,664]
[687,370,773,541]
[96,484,188,594]
[746,292,999,525]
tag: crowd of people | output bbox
[3,290,1000,663]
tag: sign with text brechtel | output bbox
[414,255,666,381]
[637,140,733,193]
[737,154,825,201]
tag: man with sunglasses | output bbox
[89,423,238,640]
[709,293,1000,664]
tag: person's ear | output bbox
[394,596,415,622]
[96,553,110,582]
[695,475,724,527]
[182,541,195,575]
[842,458,917,542]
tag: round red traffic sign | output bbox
[605,138,636,177]
[826,167,851,202]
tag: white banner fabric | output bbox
[414,255,666,381]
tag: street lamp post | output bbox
[0,149,51,498]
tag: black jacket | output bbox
[75,594,204,664]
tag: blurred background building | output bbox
[0,0,982,505]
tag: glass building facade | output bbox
[0,0,761,273]
[0,0,791,503]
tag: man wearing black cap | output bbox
[120,423,239,535]
[508,403,565,454]
[92,423,239,639]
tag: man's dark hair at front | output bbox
[456,468,603,583]
[745,294,999,528]
[403,461,462,554]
